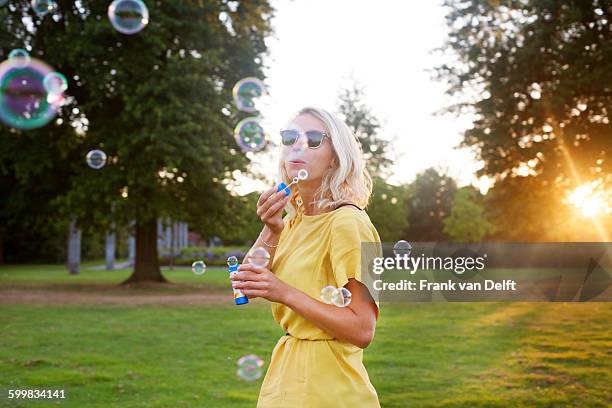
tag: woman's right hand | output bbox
[257,185,290,235]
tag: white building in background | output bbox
[157,219,189,253]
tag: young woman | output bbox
[230,106,381,407]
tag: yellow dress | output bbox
[257,204,382,408]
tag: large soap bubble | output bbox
[233,117,267,152]
[108,0,149,35]
[0,58,65,130]
[232,77,266,112]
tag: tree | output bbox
[336,83,404,240]
[436,0,612,241]
[405,167,457,242]
[0,1,274,281]
[0,126,72,263]
[443,186,494,242]
[367,176,410,242]
[338,84,393,179]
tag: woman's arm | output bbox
[244,225,281,267]
[243,186,290,267]
[231,264,378,348]
[282,278,378,348]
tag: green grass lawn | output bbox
[0,264,611,407]
[0,263,230,287]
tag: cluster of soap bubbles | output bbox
[232,77,268,153]
[227,252,269,381]
[0,51,97,173]
[320,285,352,307]
[1,0,149,129]
[27,0,149,33]
[83,0,148,169]
[0,51,67,130]
[191,254,268,380]
[236,354,264,381]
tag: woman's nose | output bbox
[291,134,308,154]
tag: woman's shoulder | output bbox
[328,206,381,248]
[330,205,376,231]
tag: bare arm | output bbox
[244,185,289,266]
[245,225,281,267]
[281,278,378,348]
[231,264,378,348]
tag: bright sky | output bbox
[235,0,487,195]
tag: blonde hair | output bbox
[278,106,373,219]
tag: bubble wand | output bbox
[276,169,309,196]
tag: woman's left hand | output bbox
[230,263,289,303]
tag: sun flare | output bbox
[565,181,612,217]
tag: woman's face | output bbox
[281,113,336,183]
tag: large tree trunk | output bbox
[122,218,167,284]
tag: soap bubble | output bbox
[86,149,107,169]
[236,354,264,381]
[108,0,149,35]
[297,169,309,181]
[248,247,270,268]
[227,256,239,267]
[0,58,64,130]
[191,260,206,275]
[31,0,56,17]
[331,287,352,307]
[393,240,412,257]
[233,117,267,152]
[320,285,336,304]
[43,72,68,95]
[232,77,266,112]
[8,49,31,68]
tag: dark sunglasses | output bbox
[280,129,329,149]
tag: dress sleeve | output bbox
[329,212,373,288]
